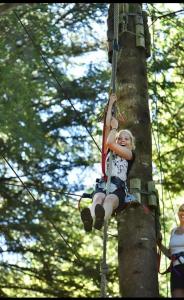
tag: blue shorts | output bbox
[92,176,127,212]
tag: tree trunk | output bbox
[107,3,159,297]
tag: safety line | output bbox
[3,181,82,199]
[100,3,119,298]
[151,21,169,296]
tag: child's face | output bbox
[178,205,184,223]
[117,132,132,150]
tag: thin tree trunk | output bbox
[107,3,159,297]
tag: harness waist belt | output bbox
[110,176,126,189]
[171,252,184,265]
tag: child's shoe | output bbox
[94,204,105,230]
[81,207,93,232]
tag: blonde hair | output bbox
[116,129,136,150]
[178,204,184,212]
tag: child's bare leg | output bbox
[89,192,105,218]
[103,194,119,221]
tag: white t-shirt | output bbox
[169,227,184,266]
[105,152,129,182]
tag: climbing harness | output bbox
[158,249,184,275]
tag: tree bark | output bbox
[107,3,159,297]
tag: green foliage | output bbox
[0,3,114,298]
[148,3,184,194]
[147,3,184,297]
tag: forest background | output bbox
[0,2,183,298]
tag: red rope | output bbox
[101,113,106,177]
[101,110,108,182]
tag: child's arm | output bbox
[103,93,117,153]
